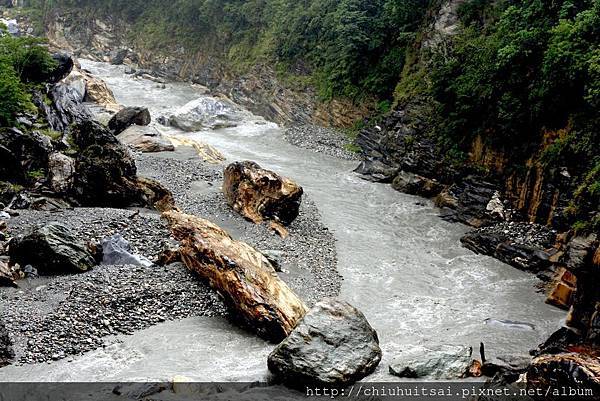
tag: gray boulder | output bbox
[8,222,96,274]
[168,96,248,131]
[101,234,153,267]
[267,298,382,387]
[389,345,472,379]
[108,107,151,135]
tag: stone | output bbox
[267,298,381,387]
[163,211,307,342]
[101,234,153,267]
[0,319,14,367]
[0,261,17,287]
[223,161,303,226]
[435,176,501,227]
[391,171,443,197]
[354,159,398,183]
[0,127,52,184]
[546,268,577,310]
[48,152,75,193]
[261,250,284,272]
[527,353,600,399]
[117,125,174,153]
[108,106,151,135]
[47,53,74,83]
[8,222,96,274]
[70,120,175,211]
[481,355,531,378]
[168,96,248,131]
[156,239,181,266]
[389,345,473,379]
[167,135,225,163]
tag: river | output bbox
[0,60,565,382]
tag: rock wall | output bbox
[40,10,371,128]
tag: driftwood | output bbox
[162,210,307,342]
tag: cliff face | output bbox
[40,10,372,128]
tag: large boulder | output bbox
[163,211,307,342]
[435,176,501,227]
[63,65,118,109]
[391,171,443,197]
[0,319,14,367]
[267,298,382,387]
[223,161,303,227]
[108,106,151,135]
[38,82,92,133]
[389,345,473,379]
[527,353,600,400]
[118,125,174,153]
[0,127,52,184]
[8,222,96,274]
[69,120,175,211]
[168,96,247,131]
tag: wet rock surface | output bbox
[283,124,360,161]
[108,106,151,135]
[223,161,303,227]
[9,222,96,274]
[267,298,381,387]
[460,222,557,273]
[389,345,473,379]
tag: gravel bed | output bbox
[1,263,224,365]
[0,147,342,365]
[135,150,342,304]
[283,124,361,161]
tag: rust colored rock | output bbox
[223,161,303,226]
[162,210,307,342]
[527,353,600,399]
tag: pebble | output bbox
[283,124,361,161]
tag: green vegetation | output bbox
[28,0,429,101]
[0,24,56,126]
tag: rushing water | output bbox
[0,60,565,382]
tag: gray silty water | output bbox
[0,60,565,382]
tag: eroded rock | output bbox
[108,106,151,135]
[392,171,443,197]
[70,120,174,210]
[163,210,307,342]
[267,298,381,386]
[223,161,303,227]
[168,96,248,131]
[101,234,153,267]
[8,222,96,274]
[527,353,600,400]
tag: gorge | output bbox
[0,0,599,399]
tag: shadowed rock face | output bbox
[8,222,96,274]
[162,211,307,342]
[70,120,175,211]
[223,161,303,226]
[108,106,151,135]
[268,298,382,387]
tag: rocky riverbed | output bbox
[0,144,341,365]
[283,124,360,161]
